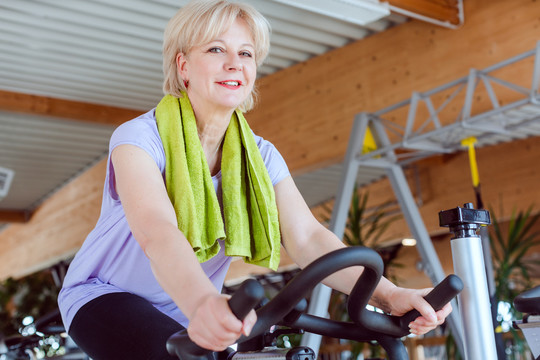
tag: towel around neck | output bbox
[155,93,281,270]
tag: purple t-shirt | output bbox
[58,109,290,332]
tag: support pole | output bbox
[451,235,498,359]
[440,204,498,360]
[461,136,505,359]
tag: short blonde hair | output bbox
[163,0,271,112]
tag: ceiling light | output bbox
[402,238,417,246]
[271,0,390,26]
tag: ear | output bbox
[176,52,189,82]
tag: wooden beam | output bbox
[0,90,141,126]
[0,160,106,279]
[0,210,32,223]
[387,0,460,25]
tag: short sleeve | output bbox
[255,136,291,186]
[107,111,165,199]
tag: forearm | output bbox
[136,221,219,320]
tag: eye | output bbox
[208,47,224,53]
[240,50,253,58]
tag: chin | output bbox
[218,98,247,111]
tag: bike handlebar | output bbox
[167,247,462,360]
[349,273,463,338]
[166,279,265,360]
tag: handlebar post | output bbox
[440,203,498,360]
[377,336,409,360]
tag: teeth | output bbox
[222,81,239,86]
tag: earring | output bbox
[183,80,189,88]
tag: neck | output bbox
[189,98,234,174]
[189,95,233,146]
[195,110,230,159]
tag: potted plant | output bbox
[490,205,540,359]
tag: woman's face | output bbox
[177,18,257,114]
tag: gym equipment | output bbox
[513,286,540,359]
[167,246,463,360]
[439,203,498,360]
[1,334,40,360]
[0,309,89,360]
[311,41,540,356]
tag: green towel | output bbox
[156,94,281,270]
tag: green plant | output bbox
[322,188,403,276]
[489,205,540,359]
[343,190,400,247]
[490,205,540,307]
[0,272,59,337]
[444,330,463,360]
[0,270,61,358]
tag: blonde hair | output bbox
[162,0,271,112]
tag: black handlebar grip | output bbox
[166,279,264,360]
[399,274,463,329]
[228,278,265,320]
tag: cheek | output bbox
[245,81,255,94]
[245,64,257,85]
[189,60,216,81]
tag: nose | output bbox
[224,53,242,71]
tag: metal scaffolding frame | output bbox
[302,41,540,355]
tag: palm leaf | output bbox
[489,204,540,314]
[489,207,506,260]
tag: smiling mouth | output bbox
[218,81,242,86]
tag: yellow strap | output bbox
[362,128,377,154]
[461,137,480,187]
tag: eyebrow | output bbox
[211,39,255,49]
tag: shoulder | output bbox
[111,109,159,146]
[110,109,165,169]
[251,131,280,157]
[251,131,290,186]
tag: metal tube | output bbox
[451,235,498,360]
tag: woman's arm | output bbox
[274,176,450,334]
[111,144,254,350]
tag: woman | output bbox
[58,1,451,359]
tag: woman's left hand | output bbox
[386,286,452,335]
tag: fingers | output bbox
[187,295,245,351]
[409,319,435,335]
[414,294,438,324]
[242,309,257,336]
[435,302,452,325]
[409,301,453,335]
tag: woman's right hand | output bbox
[187,294,257,351]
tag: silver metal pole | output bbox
[451,235,498,360]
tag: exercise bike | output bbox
[513,286,540,359]
[1,334,41,360]
[167,246,463,360]
[0,309,89,360]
